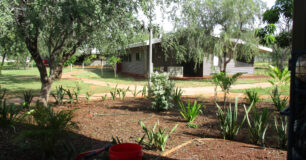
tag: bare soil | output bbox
[0,97,287,160]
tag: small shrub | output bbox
[142,85,147,97]
[101,94,107,101]
[268,65,290,86]
[51,85,66,105]
[271,87,288,111]
[85,91,92,102]
[23,90,34,109]
[131,85,142,98]
[173,87,183,105]
[274,116,288,149]
[148,72,175,111]
[117,87,129,100]
[212,72,243,107]
[186,123,198,128]
[110,84,118,100]
[0,86,7,103]
[0,100,22,127]
[15,106,78,157]
[244,106,270,146]
[65,89,74,104]
[179,101,202,122]
[244,89,260,106]
[138,120,178,151]
[74,83,81,103]
[216,97,252,140]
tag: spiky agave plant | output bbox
[216,97,252,140]
[138,120,178,151]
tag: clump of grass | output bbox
[23,90,34,109]
[138,120,178,151]
[179,101,202,122]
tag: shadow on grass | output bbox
[0,123,175,160]
[86,69,145,81]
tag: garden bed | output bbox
[1,97,287,159]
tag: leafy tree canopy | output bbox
[163,0,263,72]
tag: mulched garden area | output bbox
[0,97,287,159]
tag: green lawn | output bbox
[230,84,290,96]
[0,68,110,97]
[73,68,272,88]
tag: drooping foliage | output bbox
[163,0,263,72]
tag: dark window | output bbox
[136,53,141,61]
[123,54,132,62]
[123,55,128,62]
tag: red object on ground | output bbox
[42,59,49,67]
[109,143,143,160]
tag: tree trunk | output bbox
[16,56,20,69]
[0,53,7,75]
[55,70,63,80]
[39,78,53,107]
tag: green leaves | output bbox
[244,89,260,106]
[179,101,203,122]
[244,106,270,146]
[216,97,252,140]
[138,120,178,151]
[149,72,175,111]
[271,87,288,111]
[268,65,290,86]
[274,116,288,149]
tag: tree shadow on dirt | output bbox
[0,123,174,160]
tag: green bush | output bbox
[15,106,78,157]
[110,84,119,100]
[23,90,34,109]
[268,65,290,86]
[117,87,130,100]
[0,100,22,128]
[0,86,7,103]
[212,72,243,106]
[142,85,147,97]
[173,87,183,105]
[131,85,142,98]
[274,116,288,149]
[85,91,92,102]
[244,106,270,146]
[271,87,288,111]
[64,89,74,104]
[244,89,260,106]
[216,97,252,140]
[148,72,175,111]
[179,101,202,122]
[51,85,66,105]
[74,83,81,103]
[138,120,178,151]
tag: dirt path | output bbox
[62,70,273,99]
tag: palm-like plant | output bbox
[268,65,290,86]
[179,101,202,122]
[212,72,243,107]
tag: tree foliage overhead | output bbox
[257,0,293,70]
[1,0,141,105]
[163,0,263,72]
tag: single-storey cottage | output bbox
[119,38,272,77]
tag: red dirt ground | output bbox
[0,97,287,160]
